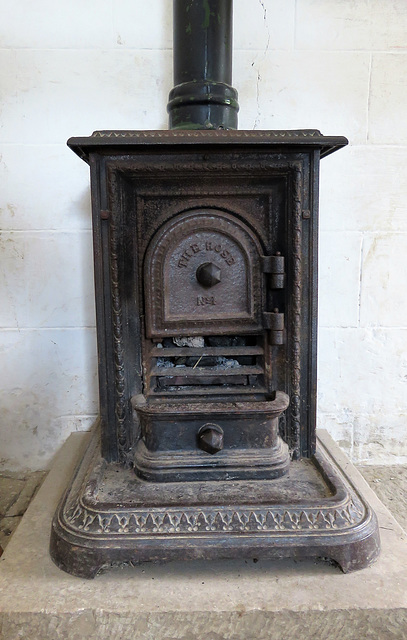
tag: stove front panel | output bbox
[90,146,318,464]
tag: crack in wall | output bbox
[254,0,271,129]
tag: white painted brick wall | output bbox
[1,0,406,470]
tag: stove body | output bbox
[50,1,380,577]
[89,131,324,478]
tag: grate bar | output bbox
[151,346,263,357]
[152,365,263,377]
[152,386,268,396]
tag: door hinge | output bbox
[260,253,285,289]
[263,310,285,345]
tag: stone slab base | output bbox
[1,430,407,640]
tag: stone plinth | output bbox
[1,430,407,640]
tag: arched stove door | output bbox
[144,208,264,338]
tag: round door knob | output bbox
[198,424,224,455]
[196,262,221,288]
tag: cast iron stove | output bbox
[50,0,380,578]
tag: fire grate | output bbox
[148,335,266,397]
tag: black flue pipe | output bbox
[167,0,239,130]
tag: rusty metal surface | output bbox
[50,425,380,578]
[144,209,264,338]
[67,129,348,163]
[132,392,290,482]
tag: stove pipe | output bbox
[167,0,239,130]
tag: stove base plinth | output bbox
[134,437,290,482]
[50,424,380,579]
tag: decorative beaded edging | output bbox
[91,130,323,140]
